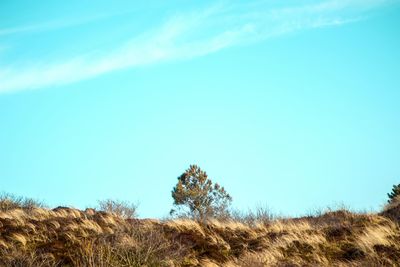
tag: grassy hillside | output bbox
[0,201,400,266]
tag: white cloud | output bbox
[0,0,396,94]
[0,8,137,37]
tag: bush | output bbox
[97,199,138,219]
[171,165,232,220]
[230,205,274,225]
[0,192,46,212]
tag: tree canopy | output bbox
[171,165,232,220]
[388,183,400,203]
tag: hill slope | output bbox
[1,205,400,266]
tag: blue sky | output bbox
[1,0,399,218]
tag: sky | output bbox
[0,0,399,218]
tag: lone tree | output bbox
[388,183,400,203]
[171,165,232,220]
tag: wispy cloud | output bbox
[0,9,137,37]
[0,0,396,94]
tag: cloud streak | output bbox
[0,0,396,93]
[0,8,141,37]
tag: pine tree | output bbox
[387,184,400,203]
[171,165,232,220]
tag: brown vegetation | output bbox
[1,202,400,266]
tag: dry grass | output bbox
[1,204,400,266]
[0,193,46,212]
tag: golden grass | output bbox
[0,206,400,266]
